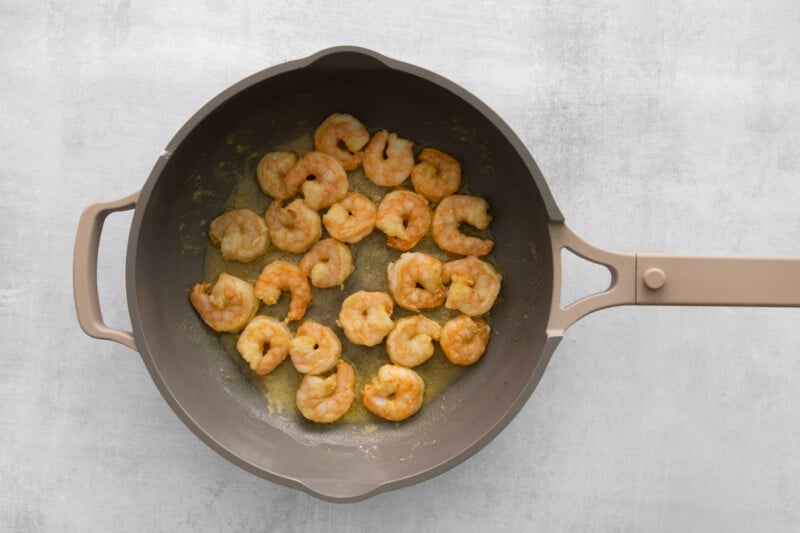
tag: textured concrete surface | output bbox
[2,1,800,531]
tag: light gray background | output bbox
[2,1,799,531]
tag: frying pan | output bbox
[73,46,800,502]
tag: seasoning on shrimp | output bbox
[432,194,494,256]
[296,360,356,423]
[264,198,322,254]
[362,130,414,186]
[189,273,258,332]
[208,208,269,263]
[440,315,490,366]
[298,238,354,288]
[282,151,348,210]
[313,113,370,171]
[410,148,462,202]
[386,315,442,368]
[375,190,431,251]
[289,320,341,375]
[254,261,311,322]
[337,291,395,347]
[236,315,292,375]
[363,364,425,422]
[442,256,502,316]
[256,151,297,200]
[322,192,377,244]
[387,252,446,312]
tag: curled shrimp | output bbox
[387,252,446,312]
[289,320,341,375]
[410,148,462,202]
[375,190,431,251]
[208,208,269,263]
[264,198,322,254]
[386,315,442,368]
[236,315,292,375]
[254,261,311,322]
[296,360,355,423]
[322,192,377,244]
[432,194,494,256]
[337,291,395,347]
[256,151,297,200]
[363,130,414,186]
[298,238,354,288]
[440,315,490,366]
[189,273,258,332]
[363,364,425,422]
[282,151,348,210]
[313,113,370,171]
[442,256,502,316]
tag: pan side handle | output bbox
[547,223,636,336]
[73,192,139,351]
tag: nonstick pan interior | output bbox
[128,49,556,500]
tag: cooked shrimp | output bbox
[254,261,311,322]
[208,208,269,263]
[362,130,414,186]
[289,320,341,375]
[313,113,370,171]
[442,256,502,316]
[375,190,431,251]
[298,238,354,288]
[236,315,292,375]
[440,315,490,366]
[264,198,322,254]
[410,148,462,202]
[432,194,494,256]
[282,151,348,210]
[386,252,446,312]
[386,315,442,368]
[296,360,355,423]
[322,192,377,244]
[256,151,297,200]
[189,273,258,332]
[337,291,395,347]
[363,364,425,422]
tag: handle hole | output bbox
[560,248,612,308]
[96,210,134,334]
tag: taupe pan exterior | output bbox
[73,47,800,502]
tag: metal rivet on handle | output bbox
[643,267,667,290]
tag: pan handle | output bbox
[547,223,636,336]
[73,191,139,351]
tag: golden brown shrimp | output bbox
[322,192,377,244]
[208,208,269,263]
[386,315,442,368]
[254,261,311,322]
[387,252,446,312]
[410,148,462,202]
[289,320,341,375]
[296,360,355,423]
[298,238,354,288]
[189,273,258,332]
[375,190,431,251]
[362,130,414,186]
[256,151,297,200]
[282,151,348,210]
[313,113,370,171]
[236,315,292,375]
[337,291,395,347]
[442,256,502,316]
[264,199,322,254]
[432,194,494,256]
[362,364,425,422]
[440,315,490,366]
